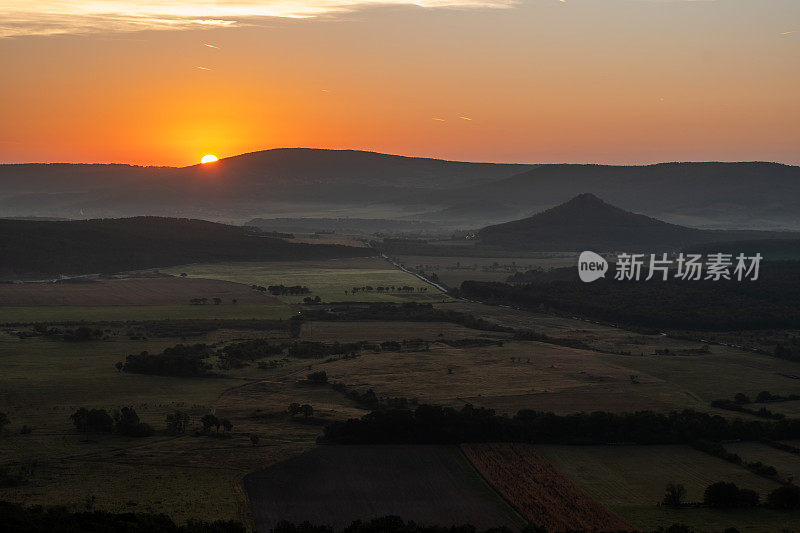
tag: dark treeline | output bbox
[320,405,800,445]
[71,406,154,438]
[121,344,212,377]
[455,261,800,331]
[302,302,512,333]
[0,217,371,278]
[0,501,244,533]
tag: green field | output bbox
[0,304,292,324]
[536,444,800,531]
[161,258,449,303]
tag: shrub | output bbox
[71,408,114,434]
[767,484,800,509]
[703,482,759,508]
[307,371,328,384]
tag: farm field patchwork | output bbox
[462,442,631,532]
[244,445,523,531]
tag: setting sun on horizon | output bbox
[200,154,219,164]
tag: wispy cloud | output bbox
[0,1,519,38]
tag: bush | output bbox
[767,484,800,509]
[703,482,759,508]
[307,371,328,384]
[115,407,154,438]
[71,408,114,435]
[663,483,686,507]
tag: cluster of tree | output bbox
[704,482,760,508]
[303,296,323,304]
[306,371,328,384]
[265,285,311,296]
[165,411,191,435]
[221,339,285,368]
[302,303,512,334]
[63,326,104,342]
[70,407,154,438]
[709,399,785,420]
[320,404,800,445]
[189,297,230,305]
[666,481,800,510]
[348,285,424,294]
[199,414,233,436]
[454,261,800,331]
[0,501,245,532]
[438,338,504,348]
[288,403,314,418]
[120,344,212,377]
[330,381,416,411]
[287,340,379,358]
[691,440,780,481]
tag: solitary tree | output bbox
[213,297,222,305]
[301,404,314,418]
[220,418,233,433]
[165,410,190,435]
[249,434,260,446]
[663,483,686,507]
[288,403,302,418]
[201,413,219,433]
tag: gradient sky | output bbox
[1,0,798,166]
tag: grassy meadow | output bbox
[161,257,450,303]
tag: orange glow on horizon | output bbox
[1,1,798,167]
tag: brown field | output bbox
[319,337,696,411]
[0,277,280,306]
[244,445,522,531]
[462,443,632,532]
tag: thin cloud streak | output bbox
[0,0,519,38]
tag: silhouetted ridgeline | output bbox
[455,261,800,331]
[0,217,372,278]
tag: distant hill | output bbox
[0,217,372,278]
[0,149,529,221]
[478,193,796,252]
[453,162,800,230]
[2,151,800,230]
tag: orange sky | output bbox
[1,0,798,166]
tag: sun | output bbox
[200,154,218,164]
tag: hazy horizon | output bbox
[2,146,799,168]
[2,0,798,167]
